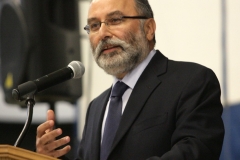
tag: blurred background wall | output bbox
[0,0,239,159]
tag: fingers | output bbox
[36,127,71,157]
[37,120,55,138]
[36,110,71,158]
[37,135,71,158]
[38,128,63,145]
[47,136,71,151]
[48,144,71,158]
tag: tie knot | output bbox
[111,81,129,97]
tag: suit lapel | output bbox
[111,50,168,152]
[90,88,111,160]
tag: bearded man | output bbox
[36,0,224,160]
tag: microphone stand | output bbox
[14,95,35,147]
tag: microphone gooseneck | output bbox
[14,98,34,147]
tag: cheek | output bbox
[89,35,98,48]
[114,28,137,42]
[128,22,141,32]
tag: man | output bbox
[36,0,224,159]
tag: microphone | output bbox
[12,61,85,101]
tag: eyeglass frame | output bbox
[84,15,149,34]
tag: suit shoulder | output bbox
[168,59,216,75]
[169,59,209,70]
[153,50,216,77]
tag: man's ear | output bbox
[144,18,156,41]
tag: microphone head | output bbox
[68,61,85,79]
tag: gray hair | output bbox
[134,0,154,18]
[134,0,156,44]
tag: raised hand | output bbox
[36,110,71,158]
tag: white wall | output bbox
[225,0,240,105]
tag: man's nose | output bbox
[98,22,112,40]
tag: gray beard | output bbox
[91,30,149,76]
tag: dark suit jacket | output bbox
[76,50,224,160]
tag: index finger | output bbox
[46,110,56,133]
[47,110,55,121]
[37,120,54,138]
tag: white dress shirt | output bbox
[101,49,156,139]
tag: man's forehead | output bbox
[91,0,133,4]
[88,0,137,17]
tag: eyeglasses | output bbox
[84,16,149,34]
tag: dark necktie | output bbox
[100,81,129,160]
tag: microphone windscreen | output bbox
[68,61,85,79]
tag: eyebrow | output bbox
[87,10,124,24]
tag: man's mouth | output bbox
[101,45,121,54]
